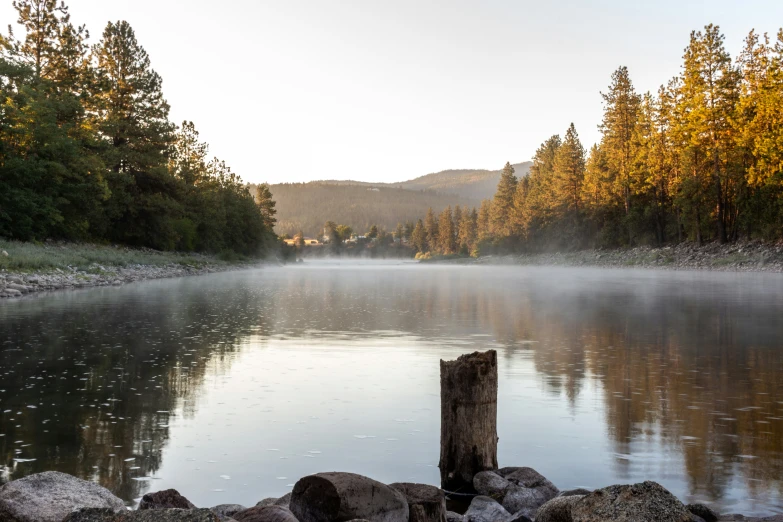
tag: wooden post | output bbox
[438,350,498,492]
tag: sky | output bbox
[3,1,783,185]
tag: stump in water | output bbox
[439,350,498,492]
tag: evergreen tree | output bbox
[91,20,178,248]
[490,162,517,236]
[424,207,438,249]
[554,123,586,213]
[256,183,277,229]
[438,206,455,254]
[411,219,427,253]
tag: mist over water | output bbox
[1,261,782,515]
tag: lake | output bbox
[1,261,782,516]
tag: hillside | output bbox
[397,161,532,200]
[253,161,532,238]
[265,183,478,237]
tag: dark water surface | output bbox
[1,262,783,515]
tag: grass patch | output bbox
[0,240,240,273]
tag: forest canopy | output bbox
[0,0,277,256]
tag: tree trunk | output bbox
[439,350,498,492]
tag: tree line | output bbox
[414,25,783,256]
[0,0,277,256]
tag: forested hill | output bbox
[255,161,531,237]
[396,162,532,200]
[264,183,477,237]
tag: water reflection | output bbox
[1,263,782,515]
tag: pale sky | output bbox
[3,1,782,184]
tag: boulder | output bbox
[0,471,125,522]
[212,504,247,519]
[571,481,693,522]
[507,514,531,522]
[557,489,592,498]
[501,487,553,520]
[62,508,221,521]
[275,493,292,509]
[256,499,278,508]
[534,495,585,522]
[687,504,719,522]
[233,505,298,522]
[139,489,196,510]
[445,512,464,522]
[472,472,510,499]
[290,472,408,522]
[463,496,510,522]
[390,483,447,522]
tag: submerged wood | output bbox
[438,350,498,492]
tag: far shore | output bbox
[423,240,783,273]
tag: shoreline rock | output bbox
[0,261,264,301]
[438,241,783,273]
[0,470,777,522]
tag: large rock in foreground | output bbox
[463,496,510,522]
[473,468,558,519]
[0,471,126,522]
[139,489,196,510]
[389,483,446,522]
[571,481,693,522]
[62,508,221,521]
[290,472,409,522]
[534,495,585,522]
[233,505,298,522]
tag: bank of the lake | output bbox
[426,241,783,272]
[0,241,273,299]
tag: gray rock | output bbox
[534,495,585,522]
[256,499,278,508]
[557,489,592,498]
[139,489,196,510]
[390,482,447,522]
[233,505,298,522]
[472,472,510,499]
[62,508,222,521]
[290,472,408,522]
[274,493,292,509]
[571,481,692,522]
[687,504,719,522]
[501,486,553,520]
[212,504,247,518]
[1,250,8,256]
[464,496,510,522]
[0,471,125,522]
[506,514,532,522]
[445,512,464,522]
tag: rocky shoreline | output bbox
[0,262,261,300]
[466,241,783,272]
[0,468,779,522]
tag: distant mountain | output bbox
[255,161,532,237]
[397,162,532,201]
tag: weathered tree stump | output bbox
[439,350,498,492]
[390,483,447,522]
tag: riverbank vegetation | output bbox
[0,0,278,256]
[409,25,783,258]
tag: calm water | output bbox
[1,262,783,515]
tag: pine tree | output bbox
[477,200,491,239]
[256,183,277,229]
[91,20,178,247]
[411,219,427,253]
[553,123,586,213]
[438,206,455,254]
[676,24,742,243]
[599,66,641,216]
[490,162,517,236]
[424,207,439,249]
